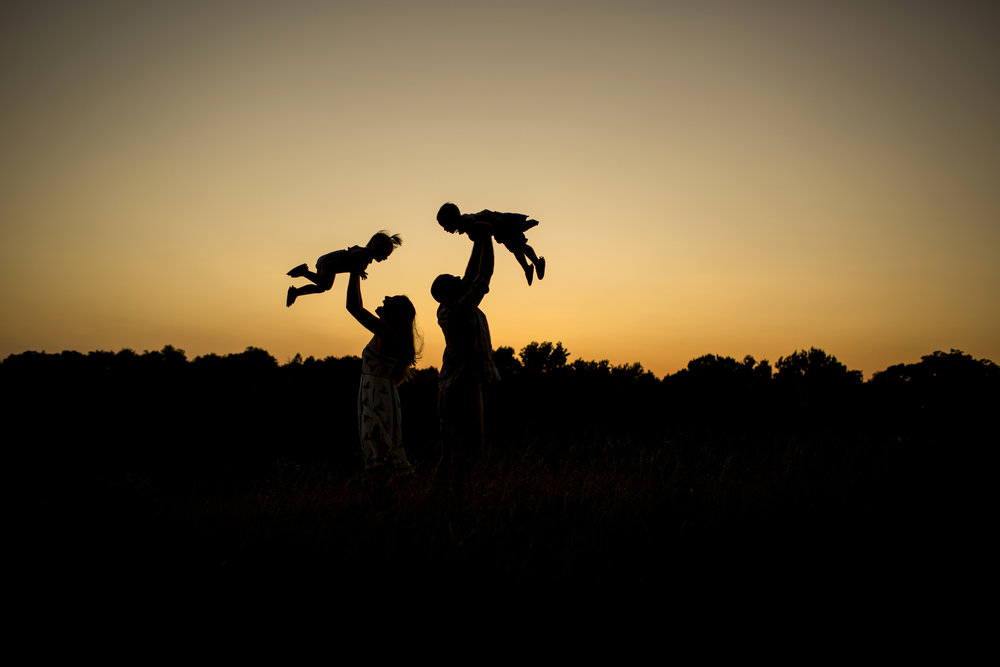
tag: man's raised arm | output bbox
[453,233,496,310]
[462,236,482,283]
[462,225,494,283]
[477,230,494,285]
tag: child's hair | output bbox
[368,231,403,257]
[437,202,461,233]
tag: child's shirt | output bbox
[465,210,538,244]
[316,246,371,274]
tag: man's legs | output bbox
[438,380,485,468]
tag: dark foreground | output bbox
[77,432,946,603]
[9,345,992,605]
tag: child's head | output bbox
[437,202,462,234]
[367,231,402,261]
[431,273,462,304]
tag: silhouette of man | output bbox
[431,229,500,462]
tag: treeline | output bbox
[493,342,999,443]
[4,342,996,483]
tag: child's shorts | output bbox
[495,232,528,249]
[316,249,349,274]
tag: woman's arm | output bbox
[346,271,390,337]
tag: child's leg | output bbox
[523,244,545,279]
[509,247,532,273]
[291,283,331,297]
[289,270,336,301]
[288,264,329,286]
[307,265,336,290]
[509,247,534,285]
[299,269,325,286]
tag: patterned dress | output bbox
[358,343,412,474]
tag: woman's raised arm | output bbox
[346,271,389,338]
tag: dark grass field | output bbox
[10,345,991,608]
[78,429,938,602]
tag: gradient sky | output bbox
[2,0,997,378]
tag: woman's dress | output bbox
[358,343,412,473]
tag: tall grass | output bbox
[89,427,920,594]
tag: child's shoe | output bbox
[287,263,308,277]
[524,265,534,286]
[286,286,297,307]
[536,257,545,280]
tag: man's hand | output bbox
[471,277,490,295]
[467,221,494,241]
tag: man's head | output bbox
[431,273,463,304]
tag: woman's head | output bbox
[376,295,420,383]
[375,294,415,323]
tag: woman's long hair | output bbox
[381,296,421,385]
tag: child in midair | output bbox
[286,231,402,307]
[436,202,546,285]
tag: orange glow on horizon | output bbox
[2,3,997,379]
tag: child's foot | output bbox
[287,263,308,277]
[536,257,545,280]
[524,265,534,286]
[286,286,297,307]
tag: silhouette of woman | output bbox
[346,270,419,475]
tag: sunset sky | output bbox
[2,0,997,378]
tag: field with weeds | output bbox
[10,344,991,597]
[83,430,929,597]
